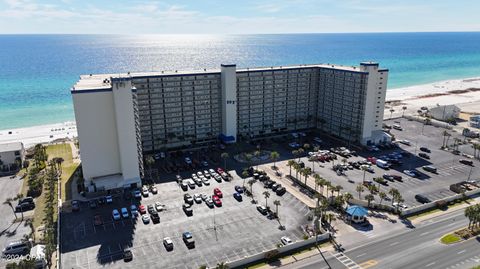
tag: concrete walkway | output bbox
[254,246,332,269]
[410,195,480,224]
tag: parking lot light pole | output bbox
[467,166,473,181]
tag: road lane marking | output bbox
[389,241,399,246]
[420,231,430,236]
[356,253,367,258]
[458,250,466,254]
[425,262,436,267]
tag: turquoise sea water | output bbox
[1,33,480,130]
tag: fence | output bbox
[400,187,480,217]
[404,115,453,129]
[348,198,396,212]
[225,233,331,269]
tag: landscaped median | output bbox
[440,233,462,244]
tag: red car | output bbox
[216,167,224,174]
[139,205,146,214]
[213,188,223,198]
[212,195,222,207]
[367,157,377,164]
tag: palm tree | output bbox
[361,165,368,183]
[263,191,271,208]
[215,262,229,269]
[453,138,462,151]
[245,153,253,169]
[270,151,280,169]
[273,200,281,217]
[330,185,337,198]
[465,205,474,229]
[241,169,249,188]
[293,162,300,179]
[145,155,155,180]
[402,106,407,117]
[336,185,343,196]
[462,128,470,142]
[318,178,327,196]
[356,184,364,199]
[324,181,332,198]
[247,178,257,200]
[389,188,400,206]
[313,174,321,192]
[287,160,295,177]
[303,167,312,186]
[389,108,395,119]
[3,198,17,220]
[343,192,353,204]
[365,194,375,208]
[291,150,299,161]
[297,148,304,162]
[303,143,311,151]
[221,152,229,171]
[421,117,431,135]
[379,192,387,205]
[341,158,347,166]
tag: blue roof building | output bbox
[346,205,368,223]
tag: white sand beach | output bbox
[0,122,77,148]
[1,77,480,149]
[386,77,480,116]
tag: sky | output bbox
[0,0,479,34]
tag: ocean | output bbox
[1,32,480,130]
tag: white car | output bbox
[163,237,174,250]
[105,195,113,204]
[209,168,215,174]
[142,186,149,197]
[121,207,129,219]
[393,202,408,209]
[155,202,165,212]
[142,214,150,224]
[202,177,210,185]
[281,236,293,245]
[193,194,202,203]
[112,209,121,221]
[196,171,203,177]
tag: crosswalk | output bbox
[357,229,376,239]
[444,255,480,269]
[330,252,363,269]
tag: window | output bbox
[14,151,20,156]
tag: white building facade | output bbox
[0,142,25,173]
[72,62,388,190]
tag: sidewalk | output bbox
[258,163,316,208]
[255,246,332,269]
[410,196,480,224]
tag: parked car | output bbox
[212,195,222,207]
[180,182,188,191]
[202,177,210,185]
[182,232,195,248]
[422,165,437,173]
[257,205,268,215]
[142,186,149,197]
[133,190,141,199]
[150,186,158,194]
[138,205,146,214]
[184,194,194,204]
[123,249,133,262]
[403,170,418,177]
[205,198,214,208]
[418,152,430,159]
[105,195,113,204]
[71,200,80,212]
[187,179,196,189]
[276,187,286,196]
[383,174,394,181]
[193,194,202,204]
[213,188,223,198]
[233,192,242,201]
[163,237,174,251]
[234,185,244,193]
[415,194,431,204]
[183,204,193,216]
[130,205,138,217]
[184,157,192,164]
[459,159,474,166]
[2,241,30,256]
[150,211,160,223]
[112,209,121,220]
[155,202,165,212]
[419,147,431,153]
[147,204,156,214]
[94,214,103,226]
[141,214,150,224]
[281,236,293,245]
[399,140,411,146]
[121,208,129,219]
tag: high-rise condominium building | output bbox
[72,62,388,190]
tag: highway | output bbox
[281,209,480,269]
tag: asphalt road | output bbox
[281,209,480,269]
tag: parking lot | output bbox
[281,118,480,208]
[61,171,311,269]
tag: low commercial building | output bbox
[72,62,388,190]
[429,104,460,122]
[0,142,25,173]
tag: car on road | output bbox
[212,195,222,207]
[141,214,150,224]
[233,192,242,201]
[112,209,121,220]
[184,194,194,204]
[459,159,474,166]
[163,237,174,251]
[418,152,430,159]
[139,205,146,214]
[422,165,437,173]
[281,236,293,245]
[213,188,223,198]
[182,232,195,248]
[106,195,113,204]
[257,205,268,215]
[121,207,129,219]
[123,250,133,262]
[403,170,418,178]
[94,214,103,226]
[419,147,431,153]
[415,194,431,204]
[183,203,193,216]
[193,194,202,203]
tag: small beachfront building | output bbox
[429,104,460,122]
[345,205,369,224]
[0,142,25,173]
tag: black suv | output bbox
[418,152,430,159]
[419,147,431,153]
[415,194,431,204]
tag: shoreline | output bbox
[1,77,480,148]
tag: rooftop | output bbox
[0,142,24,152]
[72,62,378,92]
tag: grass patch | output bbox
[407,198,473,221]
[46,143,79,201]
[440,233,462,244]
